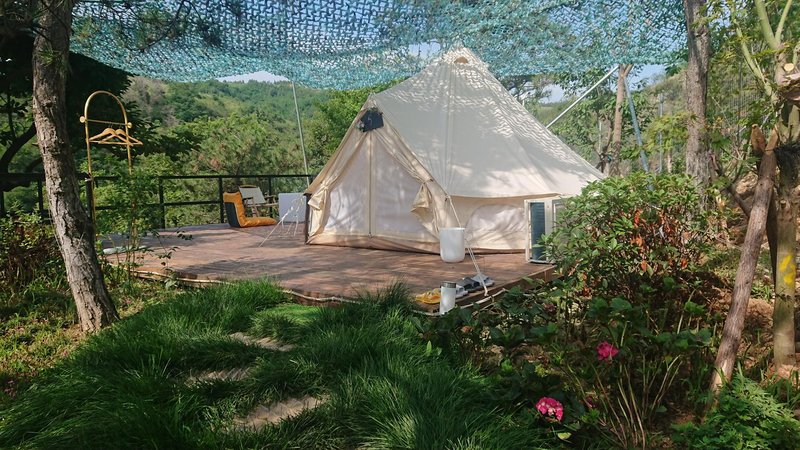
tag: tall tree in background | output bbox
[608,64,632,176]
[32,0,118,332]
[683,0,712,197]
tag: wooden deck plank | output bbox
[106,223,555,312]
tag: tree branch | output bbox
[24,156,42,173]
[733,14,773,98]
[755,0,779,50]
[0,123,36,172]
[775,0,793,44]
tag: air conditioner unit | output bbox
[525,197,564,263]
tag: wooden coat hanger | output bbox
[88,127,143,145]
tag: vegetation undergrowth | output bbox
[4,174,800,448]
[0,280,561,449]
[0,212,177,403]
[413,173,800,449]
[673,370,800,449]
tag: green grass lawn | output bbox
[0,281,558,449]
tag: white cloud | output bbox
[218,71,288,83]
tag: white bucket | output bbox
[439,227,466,263]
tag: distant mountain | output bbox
[123,77,328,126]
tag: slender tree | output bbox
[32,0,118,332]
[683,0,712,197]
[711,126,777,391]
[608,64,632,176]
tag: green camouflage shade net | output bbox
[71,0,685,89]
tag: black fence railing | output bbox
[1,173,314,229]
[1,173,53,220]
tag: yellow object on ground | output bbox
[223,192,277,228]
[415,289,441,304]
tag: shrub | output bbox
[411,286,584,445]
[0,213,63,294]
[94,168,163,238]
[412,175,722,448]
[545,172,710,300]
[673,372,800,449]
[541,174,718,447]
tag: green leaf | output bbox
[457,307,473,325]
[684,301,705,316]
[610,297,632,312]
[654,332,673,344]
[488,327,504,342]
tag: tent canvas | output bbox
[305,48,603,253]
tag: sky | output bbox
[540,64,665,103]
[219,64,666,104]
[218,72,288,83]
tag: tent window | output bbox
[358,108,384,132]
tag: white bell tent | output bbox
[305,48,603,253]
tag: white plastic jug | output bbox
[440,281,457,315]
[439,227,466,263]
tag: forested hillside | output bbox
[120,78,329,176]
[125,78,322,126]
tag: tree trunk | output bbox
[683,0,711,199]
[32,0,118,332]
[608,64,632,176]
[710,128,778,392]
[771,55,799,373]
[772,166,796,371]
[666,147,673,173]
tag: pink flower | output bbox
[596,341,619,361]
[535,397,564,421]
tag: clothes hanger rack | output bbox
[80,90,144,232]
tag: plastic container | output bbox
[440,281,457,315]
[439,227,466,263]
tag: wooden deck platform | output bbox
[106,223,555,313]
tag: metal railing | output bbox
[1,173,314,229]
[1,173,51,220]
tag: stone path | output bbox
[186,332,295,386]
[187,330,326,431]
[232,395,328,430]
[229,332,296,352]
[186,367,252,385]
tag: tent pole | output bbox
[291,80,310,187]
[546,66,618,129]
[622,75,649,173]
[658,93,664,173]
